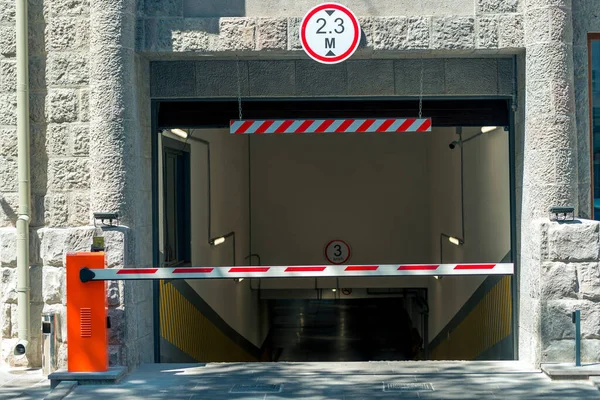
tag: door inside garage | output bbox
[153,98,515,363]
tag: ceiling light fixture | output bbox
[171,128,188,139]
[480,126,497,133]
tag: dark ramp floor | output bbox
[268,298,420,362]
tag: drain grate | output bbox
[230,384,283,393]
[383,382,434,392]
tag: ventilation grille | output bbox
[80,308,92,338]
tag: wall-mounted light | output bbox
[480,126,497,133]
[448,236,464,246]
[332,288,337,292]
[210,236,226,246]
[170,128,188,139]
[209,232,235,246]
[209,231,236,268]
[549,206,575,222]
[434,275,442,280]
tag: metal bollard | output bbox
[42,313,58,376]
[572,310,581,367]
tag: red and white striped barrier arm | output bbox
[229,118,432,135]
[80,263,513,282]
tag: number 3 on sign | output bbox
[325,240,351,265]
[300,3,361,64]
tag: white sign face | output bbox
[300,3,361,64]
[325,240,351,265]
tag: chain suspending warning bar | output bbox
[230,118,432,135]
[80,263,514,282]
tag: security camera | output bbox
[448,140,462,150]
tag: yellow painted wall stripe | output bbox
[159,281,258,362]
[431,276,512,360]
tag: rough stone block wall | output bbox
[137,4,523,55]
[527,219,600,363]
[0,0,150,368]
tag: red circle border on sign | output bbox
[300,3,361,64]
[324,239,352,265]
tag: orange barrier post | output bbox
[66,252,108,372]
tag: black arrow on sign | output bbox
[326,50,336,56]
[325,10,335,16]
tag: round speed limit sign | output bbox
[325,240,351,265]
[300,3,361,64]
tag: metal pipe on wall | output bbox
[15,0,31,356]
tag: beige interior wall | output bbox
[184,129,268,348]
[250,131,433,267]
[427,126,511,341]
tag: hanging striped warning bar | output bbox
[80,263,513,282]
[229,118,432,135]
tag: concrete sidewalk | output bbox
[62,361,600,400]
[0,367,51,400]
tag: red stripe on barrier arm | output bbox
[315,120,335,133]
[229,267,270,273]
[396,119,416,132]
[173,268,214,274]
[234,120,254,134]
[416,119,432,132]
[285,266,327,272]
[295,120,315,133]
[454,264,496,270]
[356,119,376,132]
[376,119,395,132]
[345,266,379,271]
[398,265,439,271]
[117,269,158,274]
[275,120,294,133]
[255,120,275,134]
[335,119,354,132]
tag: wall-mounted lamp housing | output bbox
[448,236,464,246]
[209,231,234,246]
[549,206,575,222]
[210,237,226,246]
[93,212,119,227]
[480,126,497,133]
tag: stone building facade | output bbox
[0,0,599,368]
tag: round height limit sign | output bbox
[300,3,361,64]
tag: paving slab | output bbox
[0,367,51,400]
[62,361,600,400]
[542,363,600,380]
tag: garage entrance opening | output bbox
[153,98,515,364]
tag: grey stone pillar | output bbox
[89,0,136,218]
[89,0,137,366]
[521,0,578,366]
